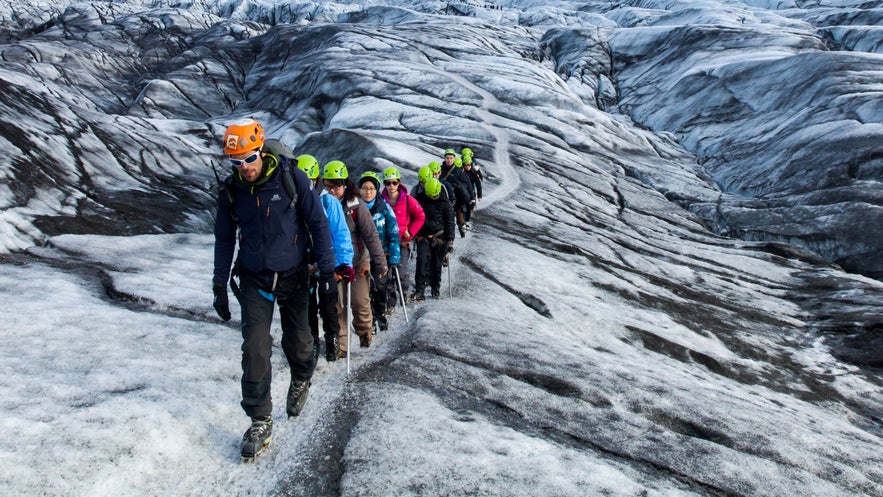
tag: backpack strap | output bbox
[280,164,299,211]
[221,176,239,224]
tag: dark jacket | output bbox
[440,164,474,207]
[414,189,455,244]
[439,177,456,207]
[213,153,335,286]
[463,165,483,199]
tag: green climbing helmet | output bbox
[454,157,463,168]
[296,154,320,180]
[428,161,441,174]
[418,165,432,183]
[323,160,349,180]
[359,171,381,189]
[460,147,473,158]
[383,166,401,181]
[443,148,457,157]
[425,178,442,198]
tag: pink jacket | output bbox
[381,184,425,244]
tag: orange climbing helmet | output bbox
[223,118,265,155]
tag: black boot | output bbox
[325,335,339,362]
[286,379,311,418]
[240,416,272,462]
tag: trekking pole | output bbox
[346,281,352,375]
[395,266,409,323]
[448,260,452,298]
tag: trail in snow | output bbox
[439,69,521,208]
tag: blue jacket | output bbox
[213,154,335,285]
[320,190,354,268]
[365,196,401,265]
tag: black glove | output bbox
[213,281,231,322]
[446,242,454,253]
[319,271,339,300]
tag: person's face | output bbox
[360,181,377,202]
[444,154,455,166]
[384,178,400,195]
[230,149,264,183]
[324,181,345,199]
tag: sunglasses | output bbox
[385,180,399,186]
[230,151,260,168]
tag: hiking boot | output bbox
[409,292,425,302]
[325,335,339,362]
[286,380,310,418]
[385,305,396,316]
[241,416,272,462]
[377,316,388,331]
[359,333,371,348]
[431,288,441,299]
[459,225,467,238]
[339,349,348,359]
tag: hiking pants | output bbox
[308,273,341,346]
[370,265,390,320]
[337,262,373,352]
[414,238,443,294]
[239,270,314,419]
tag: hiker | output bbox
[411,165,433,197]
[440,148,474,238]
[460,148,483,228]
[411,177,455,301]
[295,154,354,362]
[322,161,387,356]
[428,160,456,209]
[359,171,401,332]
[213,118,337,461]
[380,166,425,314]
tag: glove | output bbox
[212,281,231,322]
[447,242,454,253]
[335,264,355,282]
[318,271,339,300]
